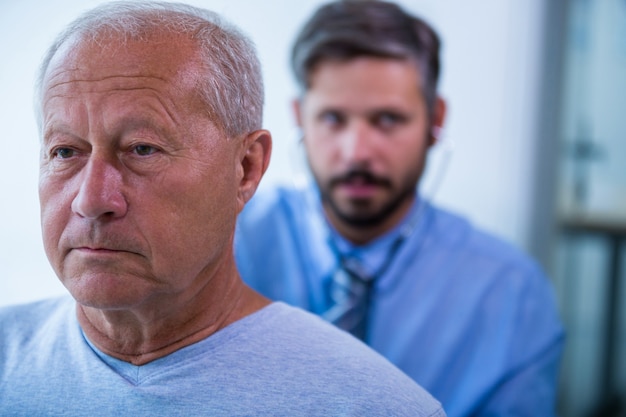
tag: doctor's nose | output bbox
[338,121,377,164]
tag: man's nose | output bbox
[71,155,128,220]
[339,121,376,164]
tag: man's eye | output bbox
[53,148,75,159]
[373,112,406,130]
[133,144,158,156]
[320,111,345,127]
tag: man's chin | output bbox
[330,203,389,228]
[339,215,385,228]
[63,274,153,310]
[325,187,416,230]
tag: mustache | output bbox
[329,169,392,189]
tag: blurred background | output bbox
[0,0,624,415]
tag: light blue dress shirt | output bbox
[235,184,564,417]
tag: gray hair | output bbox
[35,1,264,139]
[291,0,441,112]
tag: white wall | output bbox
[0,0,546,307]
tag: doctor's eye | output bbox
[319,110,346,128]
[372,112,407,131]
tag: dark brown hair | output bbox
[291,0,441,111]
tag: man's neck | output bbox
[77,263,269,366]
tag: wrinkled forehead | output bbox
[42,31,200,97]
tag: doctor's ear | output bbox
[429,96,447,147]
[431,126,443,142]
[291,98,305,143]
[291,98,303,128]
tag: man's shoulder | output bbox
[427,204,538,271]
[0,296,74,339]
[237,302,446,416]
[259,303,426,376]
[0,296,75,360]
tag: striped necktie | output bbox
[323,257,373,341]
[320,199,426,341]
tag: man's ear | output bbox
[292,98,303,129]
[237,129,272,211]
[428,96,447,147]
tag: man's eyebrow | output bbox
[42,124,79,143]
[367,105,414,115]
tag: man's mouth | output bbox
[330,171,390,198]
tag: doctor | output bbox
[235,1,565,416]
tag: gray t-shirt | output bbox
[0,296,445,416]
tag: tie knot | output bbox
[342,258,373,283]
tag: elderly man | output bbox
[235,1,565,416]
[0,2,445,416]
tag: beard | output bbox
[317,168,418,228]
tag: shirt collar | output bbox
[311,183,424,276]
